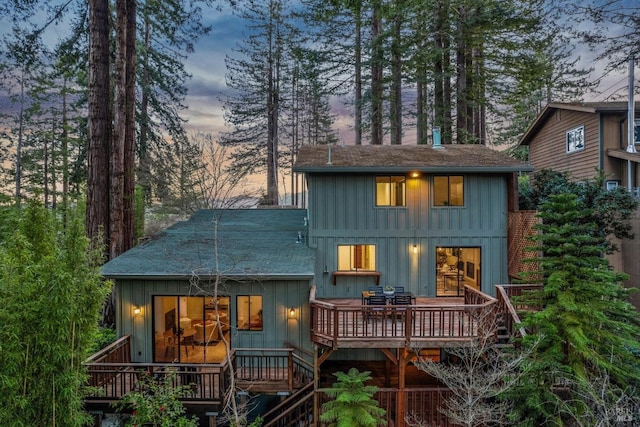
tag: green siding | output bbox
[116,279,312,363]
[308,173,509,298]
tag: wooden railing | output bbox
[315,387,455,427]
[84,341,311,405]
[310,286,497,348]
[262,382,314,427]
[233,348,314,393]
[495,284,542,339]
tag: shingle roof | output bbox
[101,209,315,280]
[293,144,531,173]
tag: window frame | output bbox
[337,244,376,271]
[236,295,263,331]
[433,175,464,207]
[375,175,406,207]
[566,125,585,153]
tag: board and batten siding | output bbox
[306,173,510,299]
[528,109,601,181]
[116,278,312,363]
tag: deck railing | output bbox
[233,348,314,393]
[262,382,314,427]
[495,284,542,339]
[310,286,497,348]
[84,340,311,405]
[315,387,455,427]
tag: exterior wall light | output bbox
[133,305,142,316]
[413,244,418,254]
[410,171,420,178]
[288,307,297,319]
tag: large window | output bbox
[237,295,263,331]
[338,244,376,271]
[436,247,480,296]
[152,295,229,363]
[376,176,406,206]
[434,176,464,206]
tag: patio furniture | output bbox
[392,294,413,320]
[194,321,219,345]
[394,286,405,293]
[368,286,383,294]
[365,295,388,320]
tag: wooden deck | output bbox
[310,286,498,349]
[84,340,313,411]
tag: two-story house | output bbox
[519,102,640,307]
[86,144,532,427]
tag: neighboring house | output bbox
[519,102,640,307]
[86,144,532,427]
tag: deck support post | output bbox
[397,348,408,427]
[313,345,319,427]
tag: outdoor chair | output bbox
[394,286,405,293]
[365,295,388,320]
[392,294,413,321]
[368,286,383,294]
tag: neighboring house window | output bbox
[237,295,263,331]
[376,176,406,206]
[635,119,640,145]
[434,176,464,206]
[566,125,585,153]
[338,244,376,271]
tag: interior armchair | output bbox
[193,320,218,345]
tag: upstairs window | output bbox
[376,176,406,206]
[338,244,376,271]
[566,125,585,153]
[434,176,464,206]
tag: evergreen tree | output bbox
[320,368,387,427]
[512,193,640,425]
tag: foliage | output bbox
[320,368,387,427]
[89,326,117,354]
[511,193,640,426]
[412,307,538,427]
[519,169,638,253]
[115,370,199,427]
[0,201,110,426]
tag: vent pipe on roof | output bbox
[432,127,444,149]
[327,144,332,165]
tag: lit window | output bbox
[566,125,585,153]
[338,244,376,271]
[237,295,263,331]
[434,176,463,206]
[376,176,406,206]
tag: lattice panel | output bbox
[508,211,539,279]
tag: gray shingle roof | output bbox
[101,209,315,280]
[293,144,531,173]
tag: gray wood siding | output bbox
[528,110,601,180]
[116,279,312,363]
[307,173,509,298]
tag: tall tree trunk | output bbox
[390,0,402,145]
[123,0,136,251]
[87,0,111,244]
[138,5,152,202]
[370,0,383,145]
[455,4,469,144]
[433,0,452,144]
[266,3,280,205]
[354,4,362,145]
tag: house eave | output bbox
[293,166,532,174]
[104,273,315,281]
